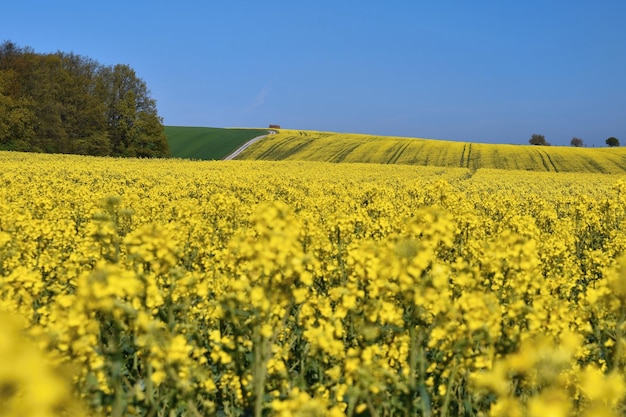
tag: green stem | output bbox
[419,384,432,417]
[611,310,626,371]
[111,359,125,417]
[253,321,269,417]
[145,358,157,417]
[415,327,431,417]
[407,325,422,417]
[108,326,125,417]
[366,394,380,417]
[440,359,459,417]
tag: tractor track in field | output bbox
[223,130,276,160]
[387,142,410,164]
[535,148,558,172]
[543,150,558,172]
[460,144,467,167]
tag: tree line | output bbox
[529,133,620,147]
[0,41,169,157]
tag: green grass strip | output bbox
[165,126,269,160]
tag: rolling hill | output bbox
[235,129,626,173]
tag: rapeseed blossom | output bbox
[1,150,626,415]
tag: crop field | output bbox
[2,149,626,416]
[164,126,269,160]
[238,129,626,173]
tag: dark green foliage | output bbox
[570,137,584,147]
[529,133,550,146]
[165,126,268,160]
[606,137,620,147]
[0,41,168,157]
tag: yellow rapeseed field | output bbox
[240,129,626,173]
[2,150,626,416]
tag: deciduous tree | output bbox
[570,137,584,147]
[0,41,168,157]
[529,133,550,146]
[0,70,36,148]
[100,64,168,157]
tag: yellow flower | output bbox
[151,370,167,387]
[527,389,571,417]
[579,366,626,406]
[472,362,510,397]
[167,335,191,363]
[293,287,309,304]
[488,397,523,417]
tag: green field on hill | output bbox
[236,129,626,173]
[164,126,268,160]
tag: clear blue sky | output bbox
[3,1,625,146]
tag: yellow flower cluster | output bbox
[1,150,626,415]
[0,312,86,417]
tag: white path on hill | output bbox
[223,130,276,160]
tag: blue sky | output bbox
[3,1,625,145]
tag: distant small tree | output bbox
[570,137,584,147]
[606,137,620,147]
[529,133,550,146]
